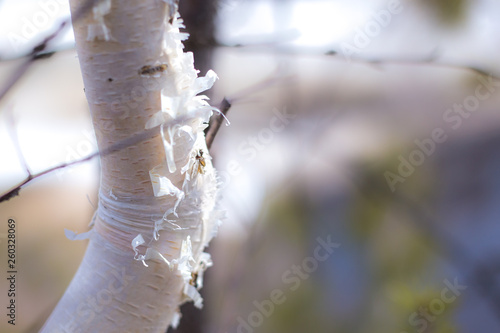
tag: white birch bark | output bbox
[41,0,221,331]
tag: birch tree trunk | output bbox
[42,0,221,332]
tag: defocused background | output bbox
[1,0,500,332]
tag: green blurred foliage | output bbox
[261,282,328,333]
[265,191,310,247]
[422,0,468,25]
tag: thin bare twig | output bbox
[205,98,231,150]
[0,114,201,203]
[0,124,158,203]
[222,42,499,81]
[5,106,31,177]
[0,0,100,102]
[86,194,97,210]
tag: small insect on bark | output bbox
[138,64,168,76]
[189,272,199,287]
[195,150,206,174]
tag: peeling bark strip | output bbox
[42,0,222,332]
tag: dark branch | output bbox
[0,124,158,203]
[204,69,294,150]
[205,98,231,150]
[0,187,22,203]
